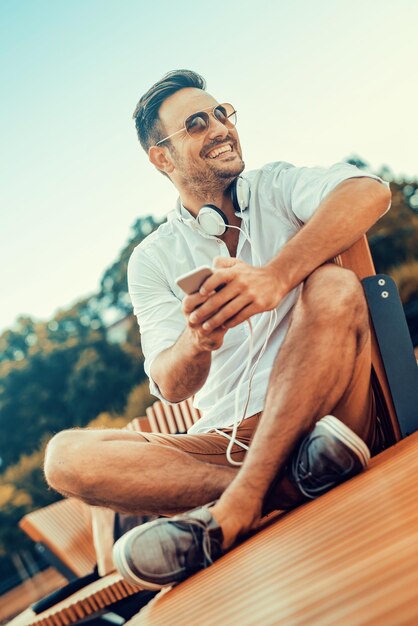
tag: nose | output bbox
[207,113,229,140]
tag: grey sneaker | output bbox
[289,415,370,499]
[112,505,223,590]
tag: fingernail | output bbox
[200,288,206,295]
[203,322,210,331]
[190,313,197,322]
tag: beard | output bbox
[168,139,245,203]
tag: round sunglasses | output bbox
[155,103,237,146]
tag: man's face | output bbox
[157,88,245,194]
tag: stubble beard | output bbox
[170,145,245,203]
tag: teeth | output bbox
[207,145,232,159]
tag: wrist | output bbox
[265,259,290,300]
[184,326,214,356]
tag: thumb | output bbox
[213,256,239,270]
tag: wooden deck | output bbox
[127,432,418,626]
[8,432,418,626]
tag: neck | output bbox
[180,188,236,221]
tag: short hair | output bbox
[133,70,206,152]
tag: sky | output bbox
[1,0,417,332]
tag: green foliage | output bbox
[368,181,418,273]
[0,214,161,588]
[99,216,163,313]
[124,381,155,421]
[390,261,418,304]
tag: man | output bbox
[44,70,391,590]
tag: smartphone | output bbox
[176,265,213,295]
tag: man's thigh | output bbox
[134,417,259,467]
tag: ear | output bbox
[148,146,175,175]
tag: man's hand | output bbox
[182,289,229,352]
[186,257,285,333]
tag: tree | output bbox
[99,215,163,314]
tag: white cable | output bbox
[216,215,277,466]
[223,308,278,466]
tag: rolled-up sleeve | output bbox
[264,162,390,225]
[128,245,185,400]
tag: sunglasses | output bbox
[155,103,237,146]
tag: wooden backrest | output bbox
[19,497,96,577]
[145,397,201,434]
[336,235,401,444]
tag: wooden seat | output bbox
[19,498,96,579]
[7,572,145,626]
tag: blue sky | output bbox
[1,0,417,331]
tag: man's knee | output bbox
[297,264,369,336]
[44,429,102,496]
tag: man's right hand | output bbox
[182,290,228,352]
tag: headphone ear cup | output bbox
[230,177,250,213]
[197,205,229,236]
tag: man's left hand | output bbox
[188,257,285,332]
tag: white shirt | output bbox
[128,161,389,434]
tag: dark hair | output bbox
[133,70,206,152]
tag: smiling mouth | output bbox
[205,144,234,159]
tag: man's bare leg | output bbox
[44,428,238,514]
[210,264,371,548]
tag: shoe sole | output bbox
[319,415,370,467]
[112,522,172,591]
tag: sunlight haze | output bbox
[1,0,417,331]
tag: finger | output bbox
[222,303,258,329]
[182,292,209,315]
[200,267,237,295]
[189,284,241,324]
[212,255,240,270]
[201,295,252,332]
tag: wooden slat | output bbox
[145,399,201,434]
[19,499,96,577]
[125,433,418,626]
[126,416,152,433]
[161,404,178,433]
[185,397,201,424]
[7,574,143,626]
[171,403,187,432]
[150,402,170,434]
[145,405,160,434]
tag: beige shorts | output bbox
[135,334,382,467]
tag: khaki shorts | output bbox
[135,334,382,467]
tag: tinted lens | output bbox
[214,103,236,127]
[185,112,210,137]
[184,104,237,138]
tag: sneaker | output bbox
[289,415,370,499]
[112,505,223,590]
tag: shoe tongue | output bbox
[173,508,224,568]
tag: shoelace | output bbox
[173,517,221,568]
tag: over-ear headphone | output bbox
[178,177,251,237]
